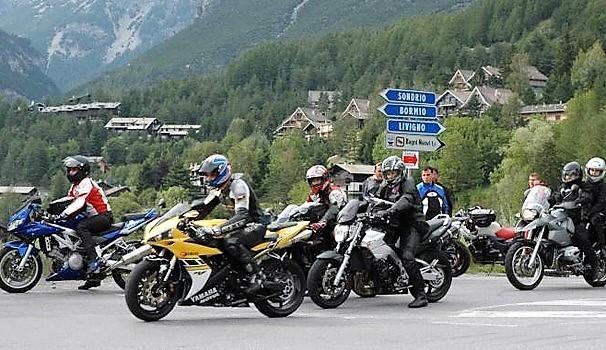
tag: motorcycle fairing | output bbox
[46,266,84,281]
[3,241,34,257]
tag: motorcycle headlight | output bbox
[7,219,24,231]
[146,229,172,242]
[333,224,349,243]
[521,209,538,221]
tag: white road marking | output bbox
[455,298,606,319]
[458,310,606,318]
[431,321,518,327]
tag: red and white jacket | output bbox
[61,178,111,217]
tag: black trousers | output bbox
[76,212,113,260]
[398,227,425,296]
[221,223,265,273]
[590,213,606,246]
[573,221,598,267]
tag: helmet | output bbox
[306,165,329,194]
[197,154,231,188]
[63,155,90,183]
[585,157,606,183]
[561,161,581,183]
[382,156,405,184]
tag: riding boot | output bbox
[243,262,265,294]
[408,290,428,308]
[78,279,101,290]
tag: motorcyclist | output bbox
[59,155,113,290]
[549,161,599,281]
[584,157,606,248]
[374,156,429,308]
[189,154,269,293]
[305,165,347,236]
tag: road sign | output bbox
[386,119,445,136]
[385,133,445,152]
[380,88,436,105]
[378,103,438,119]
[402,151,419,169]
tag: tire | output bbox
[111,240,142,290]
[0,247,43,293]
[505,241,544,290]
[125,260,181,322]
[307,259,351,309]
[445,240,471,277]
[253,259,305,318]
[584,253,606,287]
[419,251,452,303]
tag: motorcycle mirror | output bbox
[156,198,166,209]
[183,211,199,219]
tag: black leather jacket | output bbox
[377,177,427,233]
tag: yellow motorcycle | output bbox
[124,194,309,321]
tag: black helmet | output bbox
[63,155,90,183]
[561,161,581,184]
[381,156,405,185]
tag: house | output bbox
[480,65,503,85]
[460,86,515,113]
[0,186,38,197]
[158,124,201,140]
[104,117,162,134]
[339,98,371,128]
[524,65,549,96]
[37,102,121,123]
[308,90,339,110]
[85,156,110,173]
[330,164,375,200]
[519,103,566,123]
[447,69,476,90]
[274,107,333,138]
[436,90,472,117]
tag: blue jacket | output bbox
[416,182,449,220]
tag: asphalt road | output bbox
[1,275,606,350]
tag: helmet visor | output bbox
[63,157,82,168]
[384,170,400,181]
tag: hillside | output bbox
[81,0,472,92]
[0,0,199,91]
[0,29,59,99]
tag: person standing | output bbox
[416,166,449,220]
[361,162,383,198]
[431,167,453,216]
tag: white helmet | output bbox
[585,157,606,183]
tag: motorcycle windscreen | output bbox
[522,185,551,214]
[148,202,191,231]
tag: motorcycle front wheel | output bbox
[253,259,305,318]
[0,247,43,293]
[307,259,351,309]
[125,260,181,322]
[505,241,544,290]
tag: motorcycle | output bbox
[306,198,452,309]
[0,196,158,293]
[444,207,516,277]
[124,190,307,321]
[504,185,606,290]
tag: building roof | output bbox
[308,90,339,105]
[340,98,371,120]
[437,89,472,105]
[0,186,38,195]
[481,65,502,78]
[159,124,201,130]
[104,117,160,130]
[448,69,476,87]
[524,65,548,81]
[39,102,120,113]
[464,86,515,107]
[332,164,375,175]
[519,103,566,115]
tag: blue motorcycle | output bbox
[0,196,158,293]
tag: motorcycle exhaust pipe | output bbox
[107,245,154,271]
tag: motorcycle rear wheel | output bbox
[584,253,606,287]
[307,259,351,309]
[419,251,452,303]
[125,260,181,322]
[505,241,544,290]
[111,240,142,289]
[253,259,305,318]
[0,247,43,293]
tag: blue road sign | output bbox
[380,88,436,105]
[378,103,438,119]
[386,119,445,136]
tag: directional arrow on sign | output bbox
[386,119,446,136]
[378,103,438,119]
[403,152,417,164]
[380,88,436,105]
[385,133,445,152]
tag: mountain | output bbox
[0,0,199,91]
[83,0,473,91]
[0,29,59,99]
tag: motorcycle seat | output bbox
[122,212,147,221]
[92,223,125,236]
[426,218,446,232]
[495,227,515,240]
[267,222,297,231]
